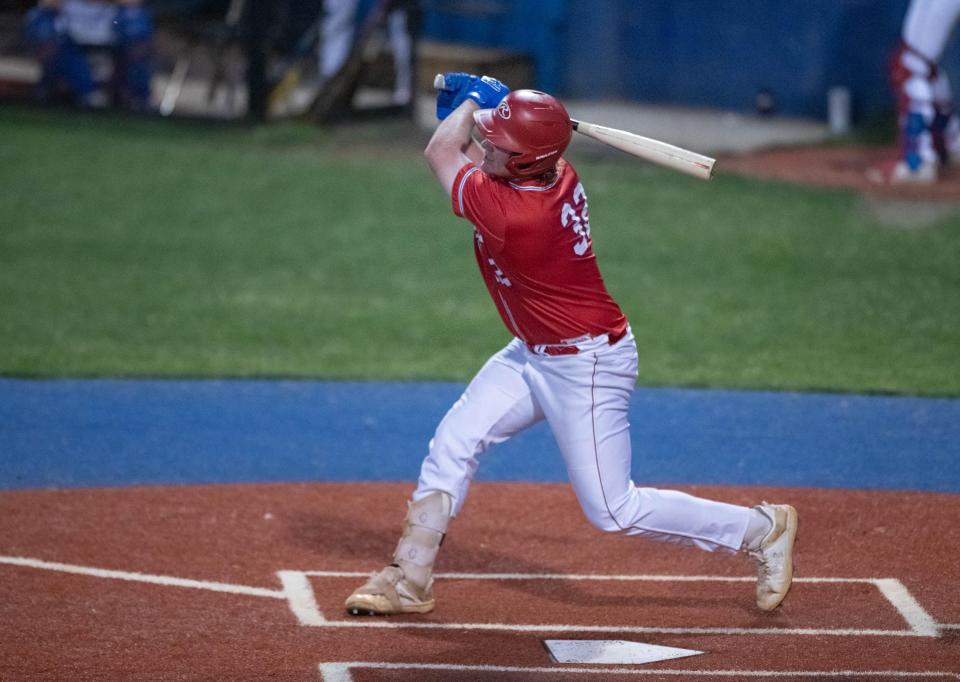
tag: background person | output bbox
[318,0,412,104]
[22,0,154,110]
[872,0,960,183]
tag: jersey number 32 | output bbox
[560,182,591,256]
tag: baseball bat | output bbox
[570,120,715,180]
[432,74,715,180]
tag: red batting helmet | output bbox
[473,89,572,179]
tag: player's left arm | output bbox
[424,99,480,197]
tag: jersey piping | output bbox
[456,166,483,216]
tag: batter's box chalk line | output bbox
[318,662,960,681]
[0,556,952,640]
[289,569,942,638]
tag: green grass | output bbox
[1,107,959,395]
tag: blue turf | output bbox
[1,378,958,492]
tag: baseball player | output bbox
[22,0,154,110]
[345,73,798,616]
[318,0,412,105]
[872,0,960,183]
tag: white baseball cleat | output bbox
[345,564,435,615]
[748,503,798,611]
[867,158,938,185]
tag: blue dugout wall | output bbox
[420,0,960,121]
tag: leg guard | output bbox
[23,7,95,104]
[114,5,154,110]
[890,41,939,175]
[932,70,958,165]
[393,490,452,589]
[932,107,953,164]
[902,110,934,171]
[344,491,452,615]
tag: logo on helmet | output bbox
[497,100,511,119]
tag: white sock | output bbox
[743,508,773,551]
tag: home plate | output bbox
[544,639,704,665]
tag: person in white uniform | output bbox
[874,0,960,183]
[319,0,412,104]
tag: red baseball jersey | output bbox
[451,158,627,346]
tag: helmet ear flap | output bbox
[509,151,557,178]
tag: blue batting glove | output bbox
[436,71,475,120]
[456,74,510,110]
[436,72,510,120]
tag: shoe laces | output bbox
[748,545,771,580]
[751,539,788,589]
[748,505,780,578]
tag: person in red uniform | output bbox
[345,74,798,617]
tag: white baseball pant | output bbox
[319,0,412,103]
[414,330,752,553]
[903,0,960,63]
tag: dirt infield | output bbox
[1,482,959,680]
[720,144,960,203]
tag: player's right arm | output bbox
[424,99,480,197]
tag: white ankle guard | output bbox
[393,491,452,588]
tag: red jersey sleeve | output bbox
[451,163,508,252]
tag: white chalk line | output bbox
[2,555,952,639]
[278,569,326,625]
[0,555,284,600]
[875,579,941,637]
[306,570,885,583]
[314,620,929,637]
[319,662,960,680]
[295,570,941,637]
